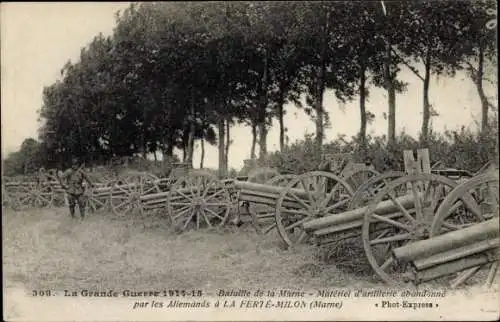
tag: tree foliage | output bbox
[4,1,493,176]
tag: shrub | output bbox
[267,123,498,175]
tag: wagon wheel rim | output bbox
[86,184,112,213]
[276,171,354,248]
[248,174,299,235]
[34,182,54,208]
[15,182,54,210]
[362,174,459,286]
[430,172,499,289]
[342,168,380,194]
[110,172,160,216]
[348,171,406,210]
[248,167,279,184]
[14,184,35,210]
[167,170,232,232]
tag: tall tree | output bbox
[458,0,497,132]
[396,0,477,143]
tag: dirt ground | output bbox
[3,206,388,295]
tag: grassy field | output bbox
[3,206,388,295]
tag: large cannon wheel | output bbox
[109,172,161,216]
[342,168,380,195]
[275,171,354,248]
[167,170,233,232]
[12,182,55,210]
[84,175,118,213]
[239,168,282,232]
[428,171,499,289]
[348,171,405,210]
[84,184,112,214]
[246,174,299,235]
[362,174,459,286]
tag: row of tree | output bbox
[27,1,497,175]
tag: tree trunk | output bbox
[186,91,196,168]
[421,48,432,144]
[314,10,330,154]
[218,118,226,178]
[359,62,367,158]
[181,127,189,162]
[384,43,396,146]
[225,118,230,172]
[187,131,195,167]
[250,122,257,160]
[258,121,268,162]
[163,133,174,160]
[277,89,286,152]
[475,46,489,132]
[258,48,270,162]
[200,138,205,169]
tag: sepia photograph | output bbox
[2,1,499,321]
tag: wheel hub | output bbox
[411,222,430,239]
[310,206,323,217]
[130,192,140,203]
[193,197,206,209]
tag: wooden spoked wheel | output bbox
[248,167,280,184]
[429,172,499,289]
[362,174,459,286]
[275,171,354,248]
[248,174,299,235]
[11,182,55,210]
[85,184,112,213]
[109,172,161,216]
[342,168,380,195]
[167,170,232,232]
[348,171,406,210]
[84,175,118,213]
[155,178,175,192]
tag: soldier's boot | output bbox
[69,206,76,218]
[79,204,86,219]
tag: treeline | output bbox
[9,1,499,175]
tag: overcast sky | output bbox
[1,2,497,170]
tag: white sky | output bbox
[1,2,497,171]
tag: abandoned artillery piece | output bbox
[299,162,498,288]
[235,153,380,233]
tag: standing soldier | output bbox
[58,158,94,219]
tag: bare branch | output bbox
[390,48,425,81]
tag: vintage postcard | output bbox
[2,1,499,321]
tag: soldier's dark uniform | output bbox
[59,160,94,219]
